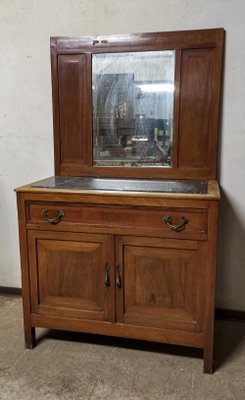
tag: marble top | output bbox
[31,177,208,194]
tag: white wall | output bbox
[0,0,244,310]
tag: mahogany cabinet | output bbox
[16,28,224,373]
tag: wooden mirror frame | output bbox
[51,28,224,180]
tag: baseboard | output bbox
[215,308,245,321]
[0,286,22,296]
[0,287,244,321]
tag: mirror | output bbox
[92,50,175,168]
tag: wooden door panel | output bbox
[116,236,207,332]
[38,240,104,310]
[28,231,114,321]
[57,53,92,169]
[178,48,215,170]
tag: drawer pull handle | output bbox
[162,216,189,232]
[104,263,110,288]
[116,264,122,289]
[41,209,65,225]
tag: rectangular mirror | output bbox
[92,50,175,168]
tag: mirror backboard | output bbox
[51,29,224,179]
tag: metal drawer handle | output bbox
[104,263,110,288]
[162,216,189,232]
[41,209,65,225]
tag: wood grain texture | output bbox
[16,27,223,373]
[16,193,36,348]
[178,48,215,169]
[50,28,224,179]
[58,53,92,168]
[16,187,220,373]
[50,41,61,175]
[31,314,205,349]
[27,202,208,238]
[203,201,219,373]
[52,28,223,53]
[28,230,115,322]
[116,236,207,333]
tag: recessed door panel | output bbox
[58,53,92,167]
[28,231,114,321]
[116,236,207,332]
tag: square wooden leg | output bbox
[203,346,214,374]
[24,327,36,349]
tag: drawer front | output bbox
[27,202,208,237]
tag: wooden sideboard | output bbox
[16,28,224,373]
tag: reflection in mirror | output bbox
[92,51,175,167]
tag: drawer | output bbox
[27,202,208,237]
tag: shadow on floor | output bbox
[35,318,245,372]
[36,327,203,361]
[214,319,245,370]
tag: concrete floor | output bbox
[0,295,244,400]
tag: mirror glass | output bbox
[92,50,175,167]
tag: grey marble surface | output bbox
[31,176,208,194]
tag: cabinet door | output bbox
[116,236,207,332]
[28,231,115,321]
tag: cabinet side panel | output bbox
[58,54,91,167]
[178,48,215,169]
[16,193,36,347]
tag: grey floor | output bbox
[0,295,244,400]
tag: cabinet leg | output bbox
[203,346,214,374]
[24,327,36,349]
